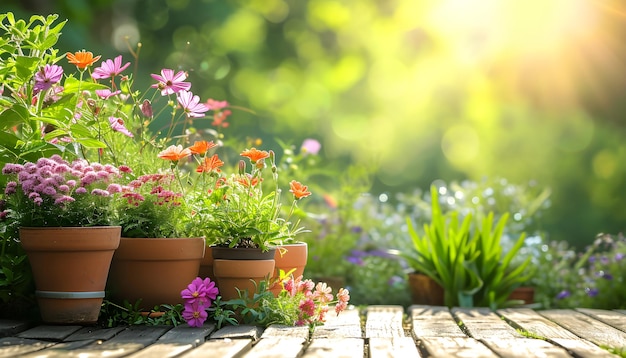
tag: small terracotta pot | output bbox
[19,226,121,324]
[271,242,308,296]
[107,237,205,310]
[407,272,445,306]
[212,247,276,301]
[508,286,535,304]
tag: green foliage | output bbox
[99,300,184,327]
[402,185,533,308]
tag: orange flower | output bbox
[289,180,311,200]
[196,154,224,173]
[158,145,191,161]
[235,173,262,187]
[187,140,216,155]
[66,50,101,69]
[240,147,269,163]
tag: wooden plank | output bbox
[0,337,55,358]
[312,307,361,339]
[541,309,626,350]
[210,324,263,340]
[368,337,422,358]
[178,339,252,358]
[242,337,306,357]
[0,320,32,337]
[64,326,126,341]
[302,338,364,358]
[125,324,217,358]
[420,337,498,358]
[577,308,626,333]
[410,305,466,338]
[17,340,98,358]
[365,305,404,338]
[17,325,83,341]
[261,324,310,340]
[480,338,571,358]
[157,323,215,346]
[453,308,522,340]
[498,308,615,357]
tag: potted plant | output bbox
[187,148,312,300]
[401,185,533,308]
[1,156,124,324]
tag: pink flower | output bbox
[301,139,321,155]
[150,69,191,95]
[109,117,134,138]
[91,55,131,80]
[141,99,153,118]
[177,90,208,118]
[335,288,350,314]
[205,98,229,110]
[313,282,333,303]
[34,64,63,94]
[95,89,121,99]
[182,302,208,327]
[299,298,316,317]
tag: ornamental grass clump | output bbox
[1,155,124,227]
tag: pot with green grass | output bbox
[401,185,534,308]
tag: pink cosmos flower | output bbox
[95,89,121,99]
[108,117,134,138]
[205,98,229,110]
[34,64,63,94]
[177,90,209,118]
[150,69,191,95]
[91,55,131,80]
[313,282,333,303]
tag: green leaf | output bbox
[0,105,30,129]
[14,55,39,81]
[75,138,107,148]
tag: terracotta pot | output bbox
[19,226,121,324]
[407,272,445,306]
[508,286,535,304]
[198,245,215,282]
[271,243,308,295]
[212,247,276,301]
[107,237,205,310]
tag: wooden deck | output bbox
[0,306,625,357]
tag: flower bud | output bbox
[238,160,246,175]
[141,99,153,118]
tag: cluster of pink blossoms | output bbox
[180,277,219,327]
[123,173,182,207]
[281,275,350,327]
[2,155,122,207]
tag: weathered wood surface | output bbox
[0,306,624,357]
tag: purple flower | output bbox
[75,187,87,194]
[615,253,624,261]
[151,69,191,95]
[106,184,123,194]
[91,55,131,80]
[177,90,208,118]
[108,117,134,138]
[301,138,321,155]
[556,290,570,299]
[182,301,208,327]
[34,64,63,94]
[90,189,110,197]
[54,195,75,205]
[586,288,599,297]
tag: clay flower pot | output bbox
[19,226,121,324]
[271,242,308,295]
[407,272,445,306]
[212,247,276,301]
[107,237,205,310]
[198,245,216,282]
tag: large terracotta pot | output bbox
[508,286,535,305]
[407,272,445,306]
[212,247,276,301]
[271,242,308,296]
[107,237,205,310]
[19,226,121,324]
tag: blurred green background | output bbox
[4,0,626,247]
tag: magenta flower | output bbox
[108,117,134,138]
[182,301,208,327]
[177,90,208,118]
[34,64,63,94]
[141,99,153,118]
[150,69,191,95]
[92,55,131,80]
